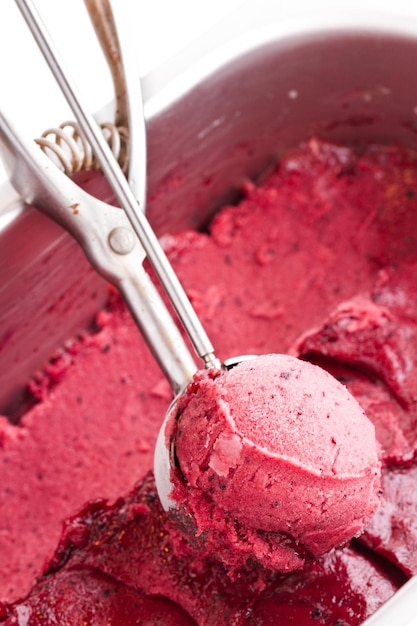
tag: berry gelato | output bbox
[1,138,417,624]
[167,354,381,574]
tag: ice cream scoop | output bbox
[159,354,381,573]
[1,0,381,574]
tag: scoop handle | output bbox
[0,109,198,394]
[14,0,221,373]
[83,0,147,209]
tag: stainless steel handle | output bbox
[14,0,220,373]
[0,110,197,394]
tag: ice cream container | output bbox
[0,1,417,622]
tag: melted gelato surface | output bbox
[1,139,417,624]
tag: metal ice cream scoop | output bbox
[1,0,222,391]
[0,0,231,510]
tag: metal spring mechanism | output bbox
[35,121,129,175]
[33,0,138,178]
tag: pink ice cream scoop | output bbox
[168,354,382,574]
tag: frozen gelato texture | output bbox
[1,139,417,624]
[0,473,403,626]
[169,354,381,573]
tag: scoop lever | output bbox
[0,0,221,394]
[0,108,197,395]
